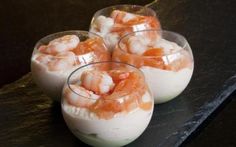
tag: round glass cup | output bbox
[113,30,194,104]
[61,61,154,147]
[89,4,161,51]
[31,30,110,101]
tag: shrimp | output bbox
[127,36,147,55]
[64,84,100,107]
[35,54,53,65]
[126,15,160,29]
[81,70,115,94]
[111,10,136,23]
[108,71,145,99]
[39,35,80,55]
[112,46,145,68]
[110,10,142,37]
[110,71,152,111]
[91,70,152,119]
[92,16,114,35]
[108,69,130,83]
[108,10,161,45]
[103,33,120,51]
[47,51,76,71]
[111,10,160,31]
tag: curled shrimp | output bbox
[39,35,80,55]
[111,10,136,23]
[47,51,77,71]
[111,10,160,33]
[64,84,100,107]
[91,70,153,119]
[92,16,114,35]
[127,36,147,55]
[81,70,115,94]
[35,54,53,65]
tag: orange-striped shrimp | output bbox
[47,51,76,71]
[127,36,147,55]
[114,40,192,71]
[91,70,153,119]
[108,69,130,83]
[64,84,100,107]
[111,10,136,24]
[39,35,80,55]
[110,10,161,36]
[81,70,115,95]
[113,41,164,69]
[91,15,114,35]
[35,54,53,65]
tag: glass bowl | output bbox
[62,61,154,147]
[113,30,194,103]
[89,4,161,51]
[31,30,110,101]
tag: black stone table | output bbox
[0,0,236,146]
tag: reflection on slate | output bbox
[0,0,236,147]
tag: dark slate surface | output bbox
[0,0,236,147]
[183,91,236,147]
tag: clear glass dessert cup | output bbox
[61,61,154,147]
[31,30,110,101]
[113,30,194,104]
[89,4,161,51]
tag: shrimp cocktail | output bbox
[113,30,194,103]
[31,31,110,101]
[89,5,161,51]
[62,61,154,147]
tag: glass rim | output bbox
[34,30,103,51]
[92,4,157,18]
[118,29,189,57]
[66,61,145,101]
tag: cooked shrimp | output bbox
[110,11,146,37]
[64,69,152,119]
[39,35,80,55]
[110,24,135,38]
[108,69,130,83]
[64,84,100,107]
[47,51,76,71]
[35,54,53,65]
[92,16,114,35]
[81,70,115,94]
[111,10,136,23]
[108,71,145,99]
[110,71,152,111]
[127,36,147,55]
[91,70,152,119]
[47,59,72,71]
[103,33,120,51]
[112,46,144,68]
[111,10,160,30]
[56,51,77,65]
